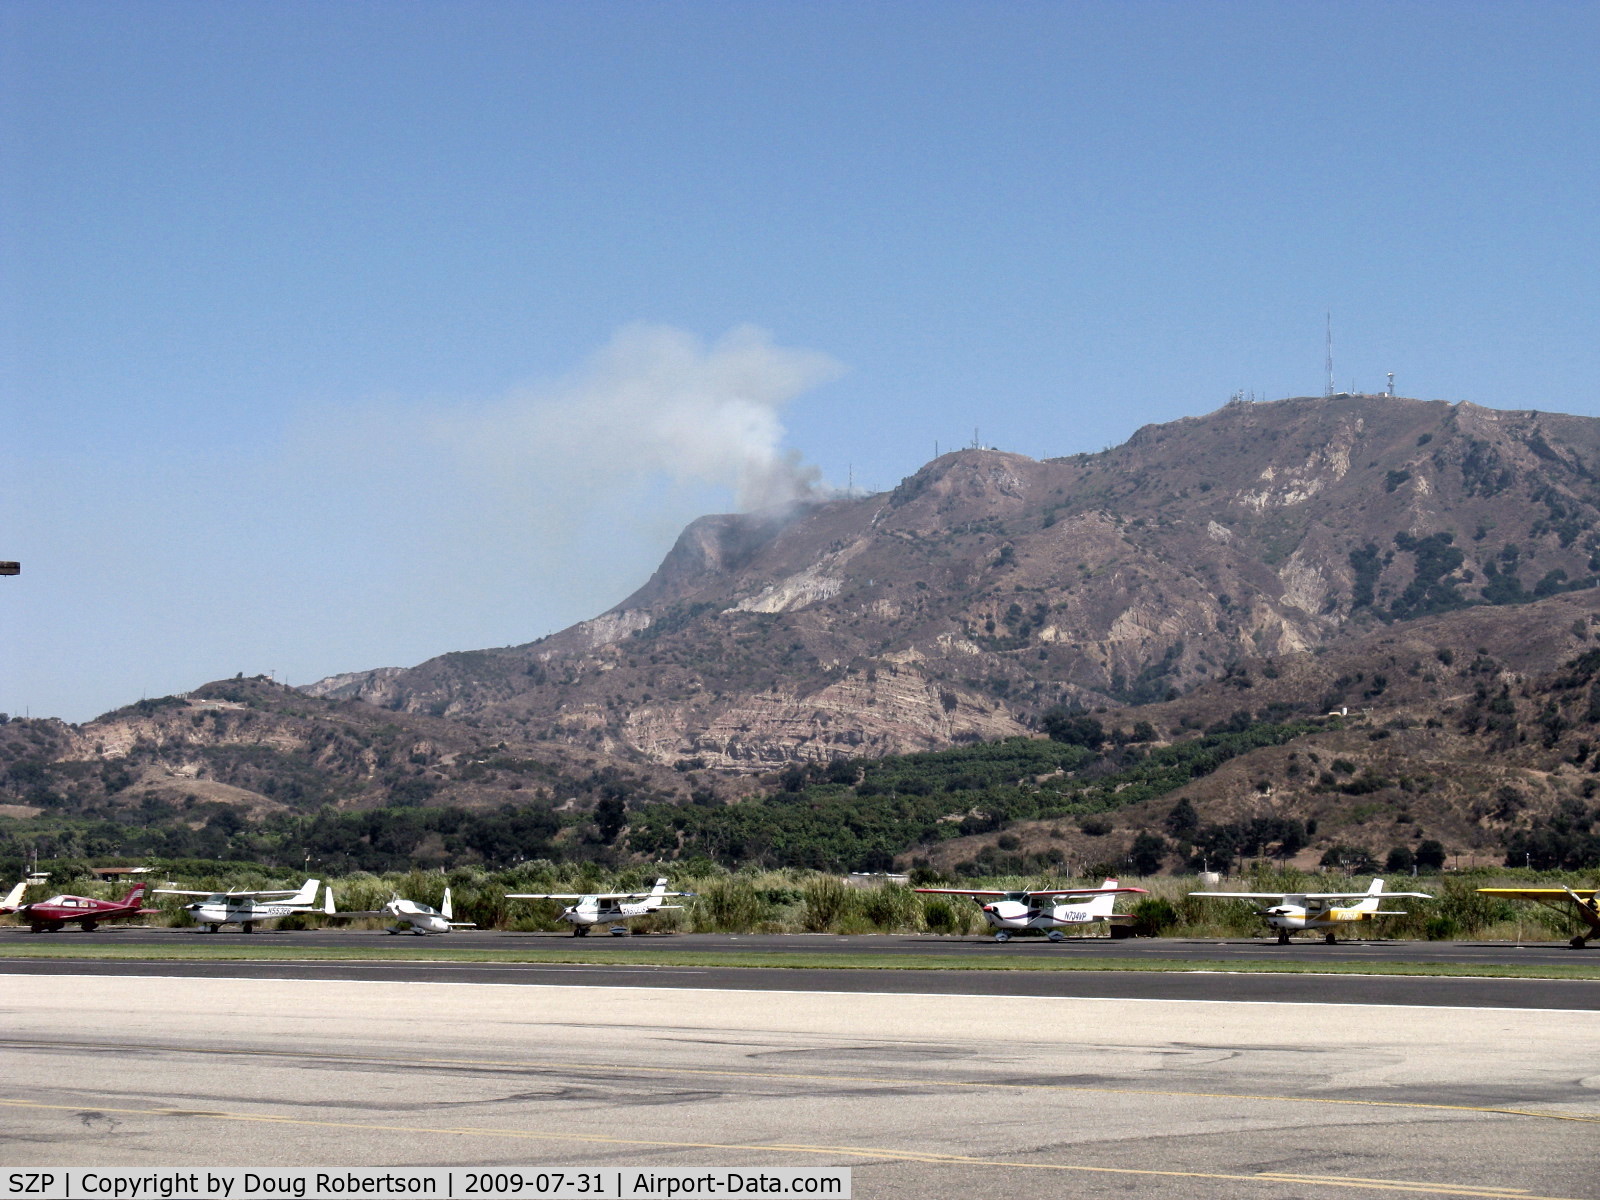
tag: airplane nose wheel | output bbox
[572,925,589,937]
[1276,929,1290,945]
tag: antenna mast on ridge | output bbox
[1325,313,1335,398]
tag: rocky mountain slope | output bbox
[0,676,717,853]
[308,395,1600,770]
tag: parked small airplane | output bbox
[155,878,326,933]
[0,881,27,913]
[327,887,476,935]
[1476,885,1600,948]
[14,883,159,933]
[506,878,691,936]
[1190,877,1431,943]
[913,878,1148,942]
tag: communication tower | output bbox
[1324,313,1335,398]
[1386,372,1395,398]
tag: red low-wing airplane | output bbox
[14,883,159,933]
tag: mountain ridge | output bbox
[306,393,1600,770]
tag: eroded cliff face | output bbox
[305,395,1600,770]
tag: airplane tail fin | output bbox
[120,883,148,906]
[1354,878,1386,913]
[1086,879,1122,917]
[3,881,26,908]
[442,888,453,921]
[289,878,320,906]
[323,887,336,915]
[647,878,670,906]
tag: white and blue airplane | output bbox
[914,878,1148,942]
[506,878,690,936]
[156,878,327,933]
[327,887,476,935]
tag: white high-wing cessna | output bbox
[155,878,327,933]
[914,878,1148,942]
[1190,876,1432,944]
[327,887,476,935]
[506,877,690,936]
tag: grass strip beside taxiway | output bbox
[0,941,1598,979]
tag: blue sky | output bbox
[3,1,1597,722]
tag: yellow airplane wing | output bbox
[1477,887,1600,948]
[1476,887,1599,900]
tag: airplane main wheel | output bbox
[81,920,97,933]
[207,925,222,934]
[994,931,1011,943]
[29,921,45,934]
[1047,930,1066,943]
[242,922,255,934]
[1571,935,1590,949]
[1324,931,1337,945]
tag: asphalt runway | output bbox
[2,923,1593,968]
[2,972,1598,1199]
[5,955,1600,1010]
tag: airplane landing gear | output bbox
[1324,931,1338,945]
[1571,935,1591,949]
[609,926,629,936]
[29,921,46,934]
[242,922,256,934]
[1276,929,1290,944]
[571,925,589,937]
[80,920,97,933]
[994,930,1011,943]
[1047,930,1066,943]
[206,924,222,934]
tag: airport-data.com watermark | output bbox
[2,1170,850,1200]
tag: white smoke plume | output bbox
[446,323,845,512]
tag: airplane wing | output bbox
[153,888,308,899]
[507,890,683,901]
[913,888,1010,897]
[1478,887,1600,901]
[1189,891,1283,899]
[1301,891,1433,900]
[1025,886,1148,898]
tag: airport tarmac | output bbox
[1,971,1597,1198]
[5,954,1600,1010]
[2,923,1594,968]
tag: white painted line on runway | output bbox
[4,970,1597,1013]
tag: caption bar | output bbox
[1,1171,850,1200]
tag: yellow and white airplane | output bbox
[1476,885,1600,948]
[1190,877,1431,944]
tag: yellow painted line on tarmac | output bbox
[6,1037,1598,1126]
[1258,1175,1533,1195]
[0,1098,1583,1199]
